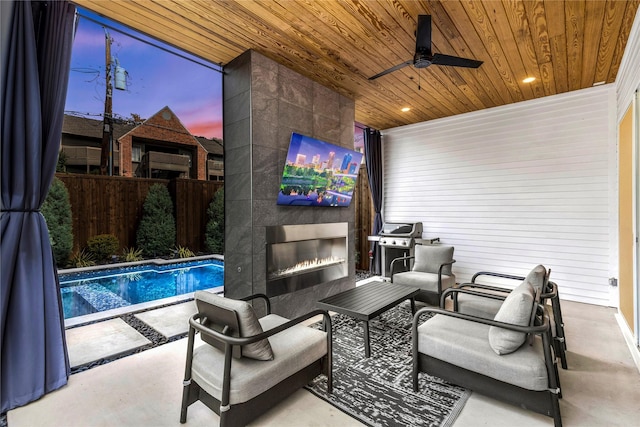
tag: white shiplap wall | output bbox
[616,6,640,121]
[382,85,617,306]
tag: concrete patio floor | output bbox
[7,288,640,426]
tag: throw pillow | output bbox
[412,244,454,275]
[195,291,274,361]
[488,280,535,355]
[524,264,547,292]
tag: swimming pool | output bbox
[59,258,223,321]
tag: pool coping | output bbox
[58,254,224,275]
[61,254,224,329]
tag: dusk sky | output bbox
[65,9,223,139]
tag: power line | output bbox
[76,10,223,74]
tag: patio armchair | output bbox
[443,265,568,369]
[180,291,332,427]
[390,244,456,306]
[413,279,562,427]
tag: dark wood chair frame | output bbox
[180,294,333,427]
[412,304,562,427]
[445,270,568,369]
[390,254,456,306]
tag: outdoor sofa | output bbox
[180,291,332,427]
[412,279,563,427]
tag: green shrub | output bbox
[136,184,176,257]
[69,249,96,268]
[87,234,120,261]
[175,245,195,258]
[56,150,67,173]
[122,247,143,262]
[41,177,74,267]
[204,187,224,254]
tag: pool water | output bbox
[59,259,223,319]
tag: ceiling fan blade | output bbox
[415,15,432,53]
[431,53,483,68]
[368,60,413,80]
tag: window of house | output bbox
[132,144,142,162]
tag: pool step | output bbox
[73,283,131,312]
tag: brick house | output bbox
[61,106,223,180]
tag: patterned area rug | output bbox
[306,302,471,427]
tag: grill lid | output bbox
[379,222,423,237]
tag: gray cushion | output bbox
[195,291,273,361]
[488,280,535,355]
[393,270,456,292]
[413,245,454,275]
[418,314,549,391]
[456,292,504,319]
[191,314,327,404]
[525,264,547,292]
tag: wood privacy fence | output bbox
[56,174,223,253]
[354,165,374,271]
[56,171,373,269]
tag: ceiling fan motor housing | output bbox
[413,52,433,68]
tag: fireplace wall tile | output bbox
[224,91,250,126]
[224,49,356,317]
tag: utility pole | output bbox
[100,28,113,176]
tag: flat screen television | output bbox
[277,132,364,207]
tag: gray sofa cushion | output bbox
[418,314,548,391]
[191,314,327,404]
[413,245,454,275]
[456,292,503,319]
[195,291,273,361]
[393,270,456,292]
[488,280,535,355]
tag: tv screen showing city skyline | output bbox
[277,133,363,207]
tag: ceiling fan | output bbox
[368,15,483,81]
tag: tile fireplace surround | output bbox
[222,49,357,319]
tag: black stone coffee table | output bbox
[317,280,419,357]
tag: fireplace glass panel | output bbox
[265,222,348,297]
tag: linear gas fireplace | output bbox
[266,222,348,297]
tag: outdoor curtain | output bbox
[364,128,383,275]
[1,0,76,412]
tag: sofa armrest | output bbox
[436,259,456,292]
[471,270,525,283]
[541,281,559,301]
[458,282,513,293]
[466,274,558,302]
[239,293,271,315]
[190,309,331,347]
[412,305,549,337]
[390,255,415,282]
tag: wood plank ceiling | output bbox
[74,0,639,131]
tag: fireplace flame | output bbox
[270,256,345,279]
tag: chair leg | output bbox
[180,382,190,423]
[553,362,562,399]
[554,337,568,370]
[550,391,563,427]
[551,296,567,350]
[412,358,419,392]
[550,295,568,369]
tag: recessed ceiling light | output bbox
[401,107,411,112]
[522,77,536,83]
